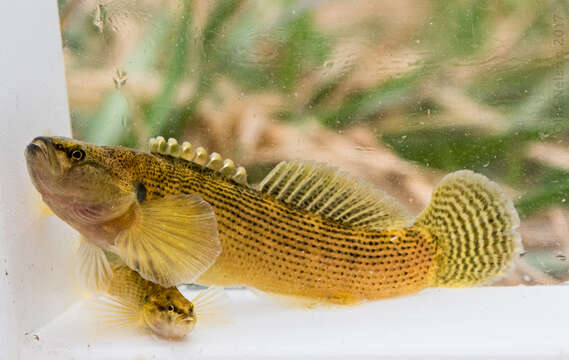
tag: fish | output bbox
[25,136,221,289]
[91,264,227,340]
[25,136,522,305]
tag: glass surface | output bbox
[58,0,569,287]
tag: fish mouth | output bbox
[25,136,60,171]
[25,136,52,161]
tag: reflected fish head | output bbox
[142,287,196,339]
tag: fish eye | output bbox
[70,149,86,161]
[167,305,174,312]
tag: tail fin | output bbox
[415,170,522,287]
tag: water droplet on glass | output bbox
[522,275,532,282]
[483,161,490,168]
[113,69,127,89]
[93,3,106,33]
[556,254,567,261]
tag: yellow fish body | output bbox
[25,136,522,305]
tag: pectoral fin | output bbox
[75,235,113,293]
[88,294,143,330]
[114,194,221,287]
[191,286,230,325]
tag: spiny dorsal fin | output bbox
[259,160,412,230]
[148,136,248,186]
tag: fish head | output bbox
[142,287,196,339]
[25,136,136,234]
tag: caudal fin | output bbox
[415,170,522,287]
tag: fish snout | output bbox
[25,136,51,159]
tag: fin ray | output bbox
[114,194,221,287]
[88,294,142,330]
[75,236,113,293]
[415,170,522,286]
[191,287,230,324]
[259,160,412,230]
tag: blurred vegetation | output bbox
[59,0,569,283]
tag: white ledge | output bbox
[21,286,569,359]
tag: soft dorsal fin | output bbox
[259,160,412,230]
[148,136,248,186]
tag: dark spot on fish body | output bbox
[136,182,147,203]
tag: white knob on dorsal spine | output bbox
[181,141,196,161]
[166,138,180,156]
[220,159,236,177]
[207,152,223,170]
[149,137,158,152]
[232,167,247,185]
[194,147,208,166]
[154,136,167,153]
